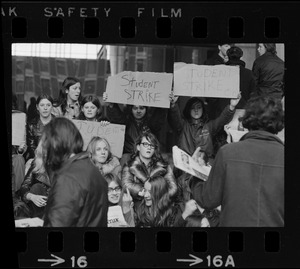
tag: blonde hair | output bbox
[33,140,46,174]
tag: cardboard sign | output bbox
[107,205,129,227]
[172,146,211,181]
[105,71,173,108]
[72,120,126,158]
[174,63,239,98]
[12,111,26,146]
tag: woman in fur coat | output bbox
[121,132,177,203]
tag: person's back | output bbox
[44,152,108,227]
[217,131,284,226]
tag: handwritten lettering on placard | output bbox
[72,120,125,158]
[174,63,239,98]
[105,71,173,108]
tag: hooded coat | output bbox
[190,130,284,227]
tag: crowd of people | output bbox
[12,43,285,227]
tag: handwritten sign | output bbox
[174,63,239,98]
[72,120,126,158]
[107,205,128,227]
[12,111,26,146]
[105,71,173,108]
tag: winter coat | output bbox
[122,155,177,200]
[98,156,121,177]
[190,130,284,227]
[43,152,108,227]
[252,52,285,98]
[226,59,256,109]
[204,54,226,65]
[168,103,235,158]
[19,161,51,202]
[107,104,167,154]
[26,116,54,161]
[18,161,51,218]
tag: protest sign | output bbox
[174,63,239,98]
[172,146,211,181]
[107,205,128,227]
[105,71,173,108]
[12,111,26,146]
[72,120,125,158]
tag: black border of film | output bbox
[2,1,300,268]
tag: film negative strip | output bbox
[2,1,300,268]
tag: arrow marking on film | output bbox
[177,254,203,266]
[38,254,65,266]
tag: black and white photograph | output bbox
[11,42,285,228]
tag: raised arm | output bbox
[207,92,241,135]
[103,92,127,124]
[167,92,185,134]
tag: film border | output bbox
[2,1,300,268]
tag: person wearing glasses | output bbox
[103,92,168,166]
[104,173,135,227]
[86,136,121,177]
[121,132,177,203]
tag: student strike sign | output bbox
[105,71,173,108]
[174,62,240,98]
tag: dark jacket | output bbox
[107,104,167,154]
[190,130,284,227]
[168,103,235,158]
[43,152,108,227]
[122,155,177,200]
[226,59,256,109]
[18,161,51,218]
[204,54,226,65]
[252,52,285,98]
[19,161,51,201]
[26,116,54,161]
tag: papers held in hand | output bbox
[172,146,211,181]
[15,217,44,227]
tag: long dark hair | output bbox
[135,176,173,227]
[131,131,166,164]
[263,43,277,55]
[54,77,82,114]
[182,97,208,122]
[41,117,83,174]
[241,95,284,134]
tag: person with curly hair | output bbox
[189,95,284,227]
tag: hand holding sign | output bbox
[229,91,242,109]
[105,71,173,108]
